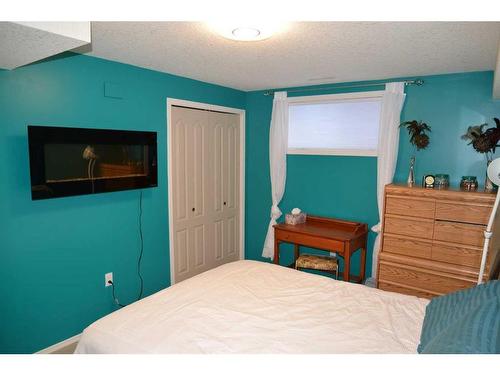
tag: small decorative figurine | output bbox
[407,156,416,186]
[434,174,450,189]
[461,118,500,192]
[460,176,478,191]
[400,120,432,187]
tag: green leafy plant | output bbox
[400,120,431,150]
[461,118,500,161]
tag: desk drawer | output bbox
[435,202,491,225]
[384,215,434,239]
[275,229,343,251]
[433,221,485,247]
[385,196,435,219]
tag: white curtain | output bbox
[262,91,288,260]
[367,82,406,284]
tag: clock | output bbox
[423,175,435,188]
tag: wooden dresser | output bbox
[377,183,495,299]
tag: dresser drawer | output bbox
[435,202,491,225]
[384,215,434,239]
[385,196,435,218]
[382,234,431,259]
[433,221,485,247]
[379,262,475,295]
[432,242,483,268]
[378,281,437,299]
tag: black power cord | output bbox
[109,280,126,308]
[109,190,145,307]
[137,189,144,300]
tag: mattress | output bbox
[75,260,429,354]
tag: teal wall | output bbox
[0,53,245,353]
[1,52,499,355]
[395,72,500,185]
[244,71,500,276]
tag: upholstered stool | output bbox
[295,254,339,279]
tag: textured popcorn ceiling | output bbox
[82,22,500,91]
[0,22,90,69]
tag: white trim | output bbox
[287,90,385,105]
[287,90,383,157]
[166,98,245,286]
[287,148,377,157]
[36,333,81,354]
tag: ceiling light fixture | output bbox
[207,22,286,42]
[232,27,261,40]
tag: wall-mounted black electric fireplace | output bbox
[28,126,157,200]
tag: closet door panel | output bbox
[172,107,209,282]
[192,123,205,218]
[226,215,238,257]
[173,116,188,222]
[227,123,237,210]
[193,224,206,269]
[171,106,240,283]
[213,123,224,213]
[176,228,189,276]
[214,219,224,261]
[216,112,240,263]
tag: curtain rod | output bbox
[262,79,424,96]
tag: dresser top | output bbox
[386,183,496,204]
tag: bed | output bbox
[75,260,429,354]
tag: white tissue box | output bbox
[285,212,307,225]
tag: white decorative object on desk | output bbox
[285,208,306,225]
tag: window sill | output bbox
[287,148,377,157]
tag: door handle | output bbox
[192,207,195,212]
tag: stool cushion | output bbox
[296,254,338,271]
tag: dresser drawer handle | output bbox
[435,219,485,227]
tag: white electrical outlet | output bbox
[105,272,113,287]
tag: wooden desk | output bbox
[273,215,368,283]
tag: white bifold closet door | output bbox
[171,106,240,283]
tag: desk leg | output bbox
[294,244,300,264]
[360,244,367,283]
[344,245,351,282]
[274,238,280,265]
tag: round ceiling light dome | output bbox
[207,22,286,41]
[232,27,261,40]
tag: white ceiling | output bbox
[0,22,90,69]
[81,22,500,91]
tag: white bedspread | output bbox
[75,260,428,354]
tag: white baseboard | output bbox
[36,333,81,354]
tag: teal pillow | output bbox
[418,280,500,354]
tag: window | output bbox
[287,91,384,156]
